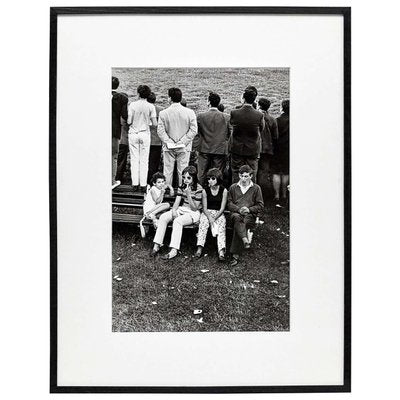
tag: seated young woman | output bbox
[151,165,203,260]
[195,168,228,261]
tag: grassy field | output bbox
[112,67,289,118]
[112,198,289,332]
[112,68,290,331]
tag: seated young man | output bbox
[227,164,264,266]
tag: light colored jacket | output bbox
[157,103,198,152]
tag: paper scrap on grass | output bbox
[151,301,157,305]
[253,280,260,283]
[276,228,280,231]
[116,257,121,261]
[200,269,209,273]
[197,317,204,323]
[193,309,202,315]
[113,275,119,279]
[276,204,282,208]
[270,280,279,284]
[276,295,286,299]
[115,277,123,281]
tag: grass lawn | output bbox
[112,196,289,332]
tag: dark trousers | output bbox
[197,152,226,185]
[147,145,162,183]
[230,212,256,254]
[231,154,259,183]
[257,153,272,185]
[116,143,129,182]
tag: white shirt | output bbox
[238,180,253,195]
[127,99,156,134]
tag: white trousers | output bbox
[128,130,151,186]
[163,150,191,187]
[153,207,200,250]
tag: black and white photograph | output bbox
[112,68,290,332]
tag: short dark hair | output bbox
[258,98,271,111]
[168,87,182,103]
[243,89,257,104]
[206,168,223,186]
[112,76,119,90]
[282,99,289,114]
[147,92,156,104]
[239,165,253,175]
[181,165,198,189]
[151,172,166,185]
[217,103,225,112]
[208,92,221,107]
[246,86,258,96]
[137,85,151,99]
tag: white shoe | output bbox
[112,180,121,190]
[139,217,146,238]
[247,229,253,244]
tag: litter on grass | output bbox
[276,228,281,231]
[200,269,210,273]
[115,277,123,281]
[270,280,279,284]
[151,301,157,305]
[276,204,283,208]
[131,243,136,247]
[193,309,202,315]
[116,257,121,261]
[281,260,289,265]
[113,275,119,279]
[276,295,286,299]
[197,317,204,323]
[253,280,261,283]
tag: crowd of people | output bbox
[112,76,289,265]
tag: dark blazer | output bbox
[112,91,128,139]
[197,108,231,154]
[260,110,278,155]
[230,105,264,156]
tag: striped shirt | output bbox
[177,184,203,210]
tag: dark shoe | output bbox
[162,253,177,261]
[140,186,147,193]
[230,255,239,267]
[195,248,203,258]
[132,185,139,193]
[150,247,160,257]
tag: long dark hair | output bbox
[180,165,198,191]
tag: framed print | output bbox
[50,6,351,393]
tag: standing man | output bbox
[146,92,163,183]
[157,88,198,187]
[230,88,264,183]
[197,92,231,184]
[227,165,264,266]
[256,97,279,188]
[127,85,157,192]
[112,76,128,189]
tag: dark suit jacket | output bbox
[230,104,264,156]
[260,110,278,155]
[197,108,231,154]
[112,91,128,139]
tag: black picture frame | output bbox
[49,6,351,394]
